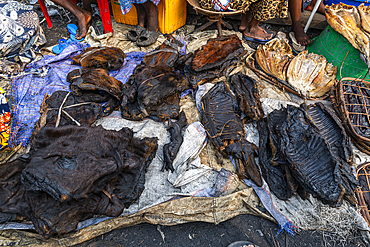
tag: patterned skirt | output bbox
[120,0,161,15]
[0,0,46,74]
[199,0,288,21]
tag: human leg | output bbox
[82,0,92,12]
[50,0,92,39]
[242,0,287,41]
[133,3,146,27]
[289,0,310,45]
[142,1,158,32]
[239,12,252,32]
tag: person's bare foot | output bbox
[306,0,325,14]
[292,21,310,45]
[75,10,92,40]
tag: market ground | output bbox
[37,4,366,247]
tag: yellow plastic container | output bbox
[111,0,187,34]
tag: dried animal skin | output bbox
[67,68,123,101]
[22,126,133,202]
[230,72,264,122]
[162,111,187,172]
[286,50,337,98]
[143,34,184,68]
[326,3,370,64]
[279,105,344,207]
[45,91,103,127]
[67,68,123,115]
[258,120,293,200]
[255,38,294,81]
[201,82,245,150]
[121,65,188,121]
[0,158,30,223]
[191,34,243,72]
[184,35,245,87]
[71,47,126,71]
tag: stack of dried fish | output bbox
[331,78,370,154]
[258,103,357,207]
[286,51,337,98]
[326,3,370,66]
[251,38,337,99]
[255,38,294,81]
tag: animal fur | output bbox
[71,47,126,71]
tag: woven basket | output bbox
[356,162,370,227]
[331,77,370,155]
[187,0,243,16]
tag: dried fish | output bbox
[255,38,294,81]
[358,3,370,34]
[326,3,370,65]
[286,50,337,98]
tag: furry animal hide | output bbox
[0,126,157,239]
[184,35,244,88]
[67,68,124,115]
[121,65,189,121]
[44,91,103,127]
[71,47,126,71]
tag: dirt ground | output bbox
[31,2,367,247]
[73,214,367,247]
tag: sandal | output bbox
[289,32,306,52]
[243,30,275,45]
[136,30,160,47]
[127,25,146,42]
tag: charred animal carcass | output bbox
[71,47,126,71]
[229,72,264,122]
[143,34,185,68]
[184,34,245,88]
[260,104,357,206]
[201,82,262,186]
[258,116,303,201]
[121,65,189,121]
[162,111,187,172]
[43,91,103,127]
[306,103,357,204]
[67,68,124,115]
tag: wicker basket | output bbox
[356,162,370,227]
[331,77,370,154]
